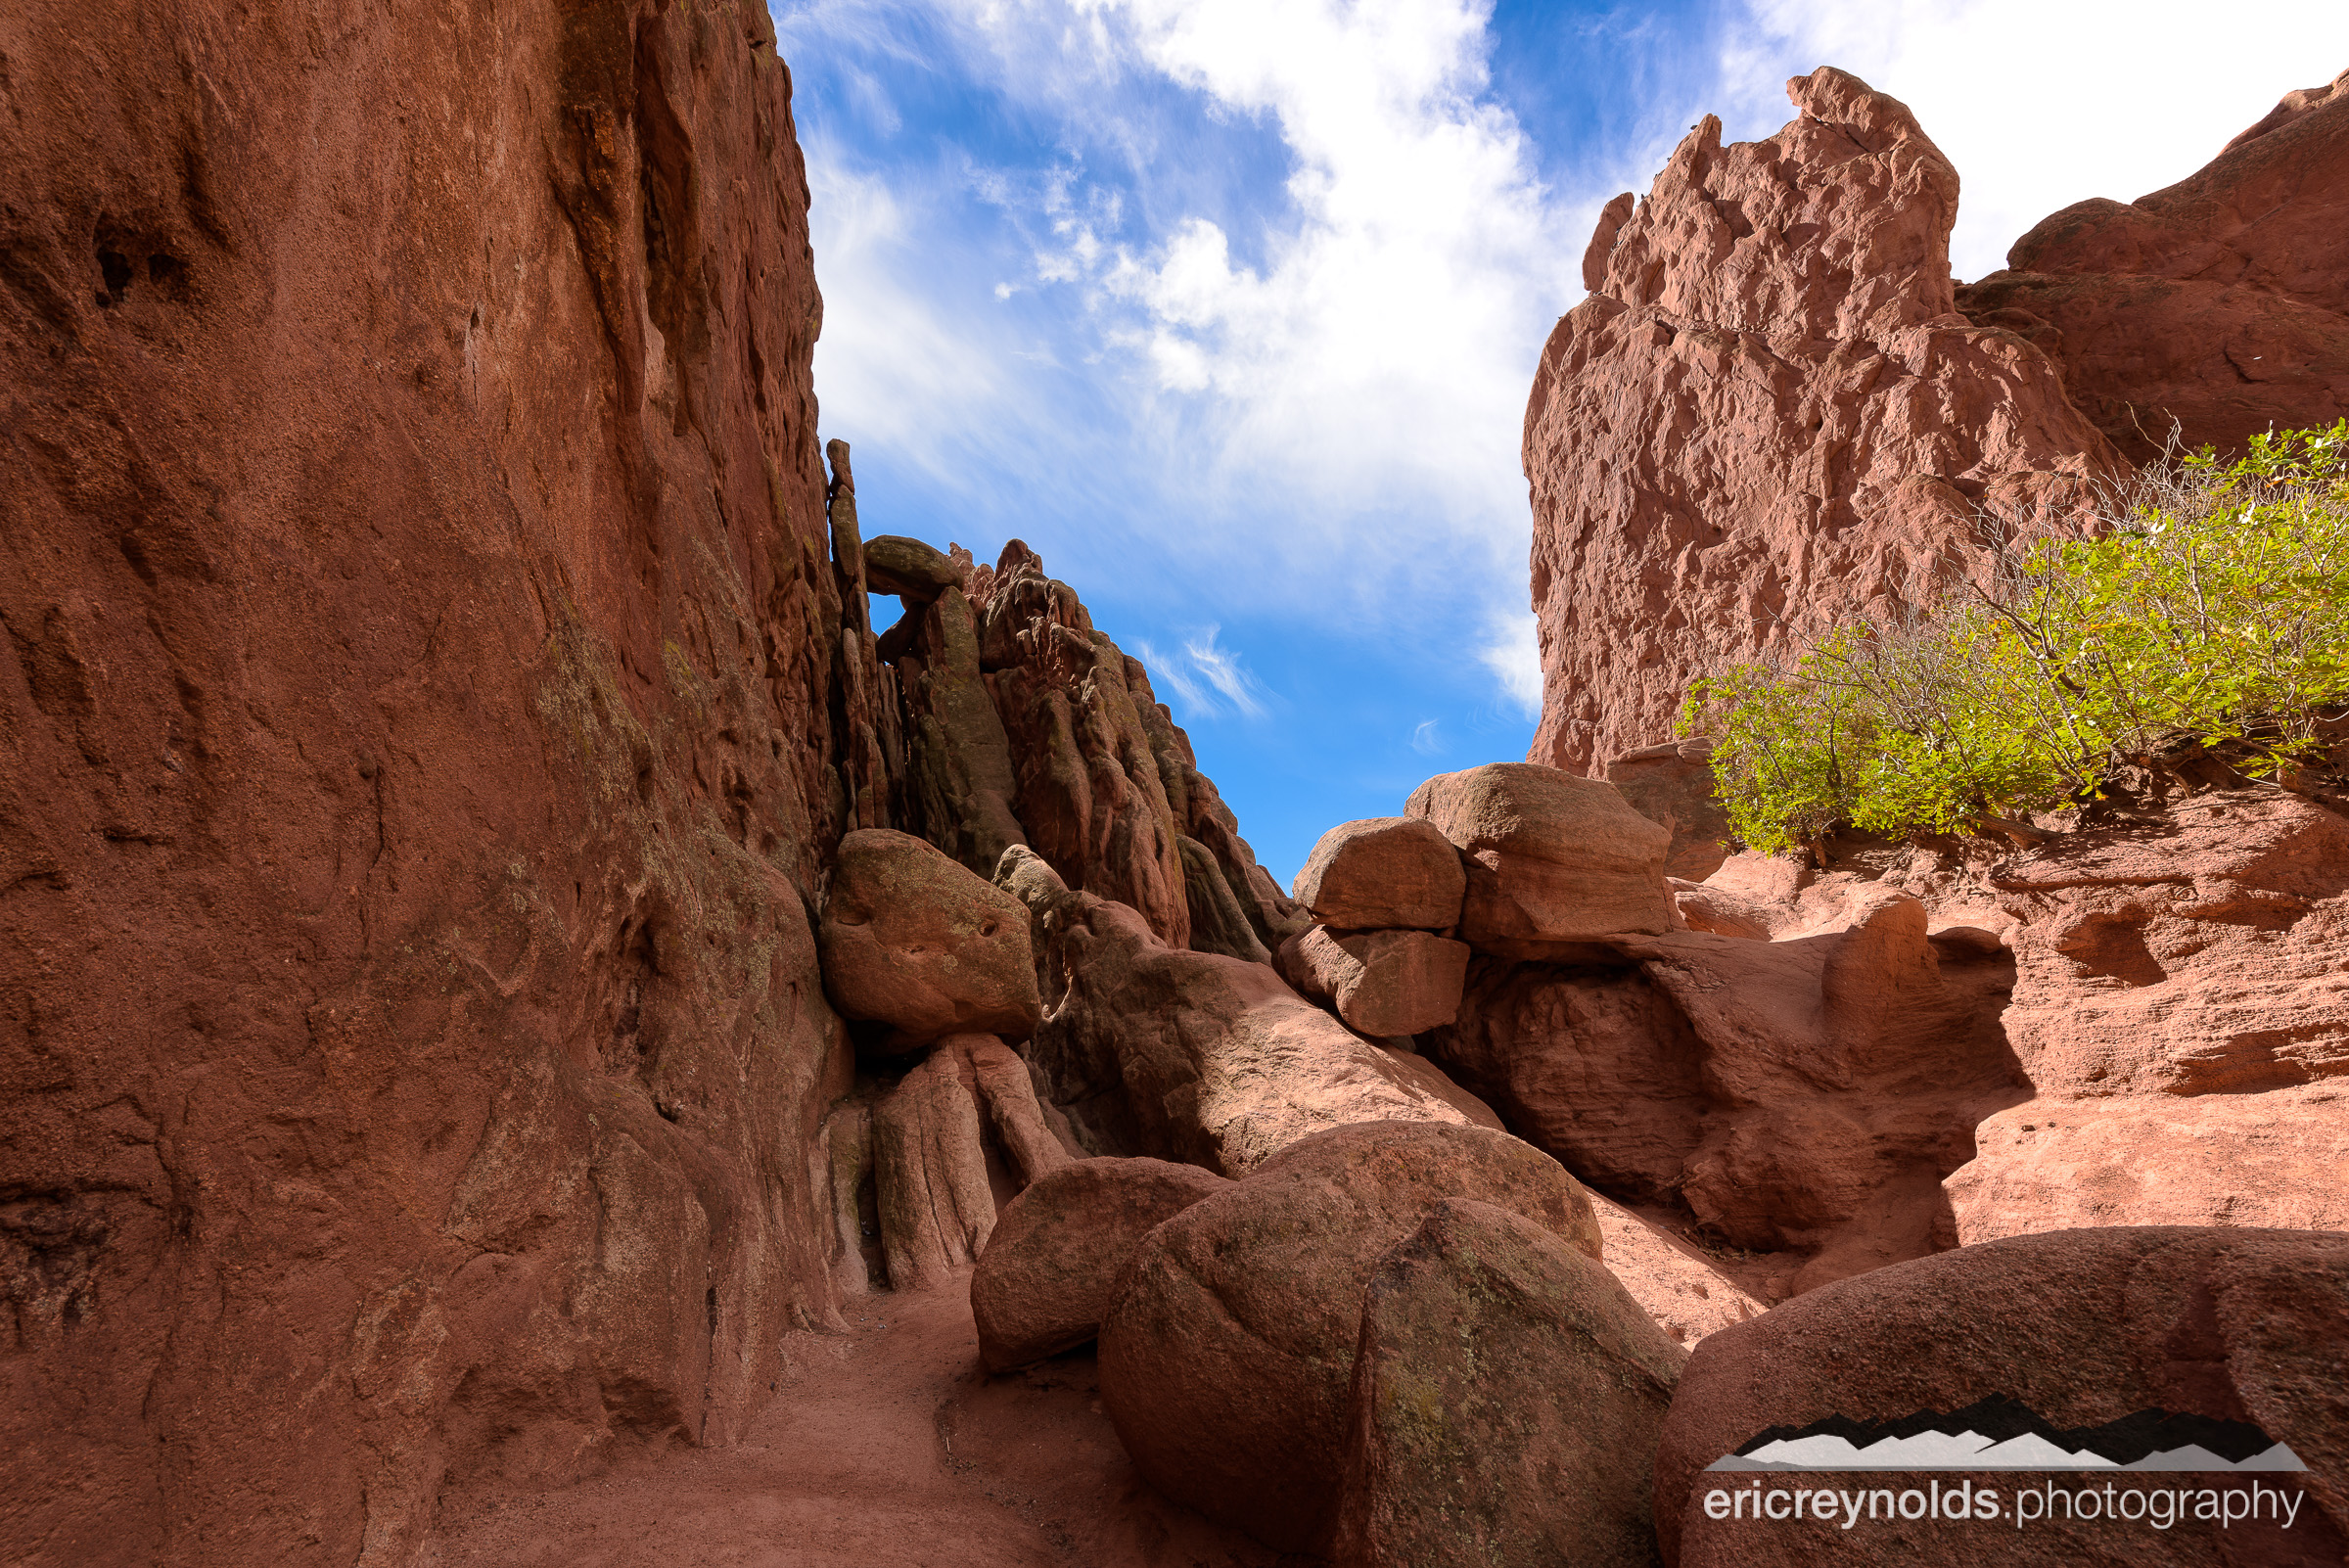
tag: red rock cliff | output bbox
[1523,68,2120,773]
[1959,68,2349,463]
[0,7,1313,1561]
[1,2,859,1561]
[1527,67,2349,774]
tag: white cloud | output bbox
[1409,718,1443,756]
[1723,0,2349,281]
[901,0,1591,656]
[799,158,1009,473]
[1477,606,1543,719]
[1133,624,1272,720]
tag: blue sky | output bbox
[770,0,2349,885]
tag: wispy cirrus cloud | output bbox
[1135,624,1271,720]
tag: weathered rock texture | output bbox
[1947,1086,2349,1243]
[1958,68,2349,464]
[1583,1192,1767,1348]
[882,540,1304,962]
[1290,816,1466,931]
[1605,740,1731,883]
[1428,888,2025,1295]
[969,1155,1230,1373]
[0,3,871,1563]
[855,1033,1070,1296]
[1283,926,1471,1038]
[1987,790,2349,1096]
[1407,762,1675,955]
[1330,1199,1684,1568]
[0,4,1302,1562]
[817,829,1039,1048]
[1656,1228,2349,1565]
[1526,68,2121,772]
[1000,849,1496,1176]
[1097,1123,1603,1553]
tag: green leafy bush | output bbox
[1681,422,2349,855]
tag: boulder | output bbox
[1605,739,1733,883]
[1283,926,1471,1038]
[1524,68,2120,771]
[1946,1087,2349,1242]
[1329,1199,1685,1568]
[1097,1122,1602,1552]
[862,533,964,600]
[1000,849,1494,1175]
[970,1156,1231,1372]
[1405,762,1674,955]
[818,829,1041,1048]
[1655,1228,2349,1565]
[1290,817,1466,931]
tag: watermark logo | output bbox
[1693,1398,2316,1536]
[1705,1395,2307,1474]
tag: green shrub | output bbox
[1681,422,2349,855]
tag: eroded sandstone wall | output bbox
[1959,68,2349,463]
[1523,68,2119,773]
[0,2,860,1561]
[1528,66,2349,774]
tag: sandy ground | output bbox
[421,1271,1294,1568]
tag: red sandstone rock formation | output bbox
[1656,1228,2349,1564]
[1097,1122,1603,1553]
[0,4,1299,1560]
[1331,1199,1683,1568]
[998,847,1497,1174]
[1958,68,2349,463]
[1525,68,2121,772]
[968,1155,1230,1373]
[1429,888,2027,1297]
[1,3,859,1561]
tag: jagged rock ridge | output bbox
[1525,67,2120,774]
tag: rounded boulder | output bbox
[1096,1121,1602,1552]
[817,828,1041,1047]
[1290,816,1466,931]
[971,1156,1233,1373]
[1406,762,1673,955]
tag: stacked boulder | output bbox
[812,829,1072,1291]
[1283,762,1678,1037]
[1284,816,1472,1037]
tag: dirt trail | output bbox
[422,1272,1287,1568]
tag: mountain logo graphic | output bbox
[1705,1397,2308,1473]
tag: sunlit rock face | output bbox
[1524,67,2120,775]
